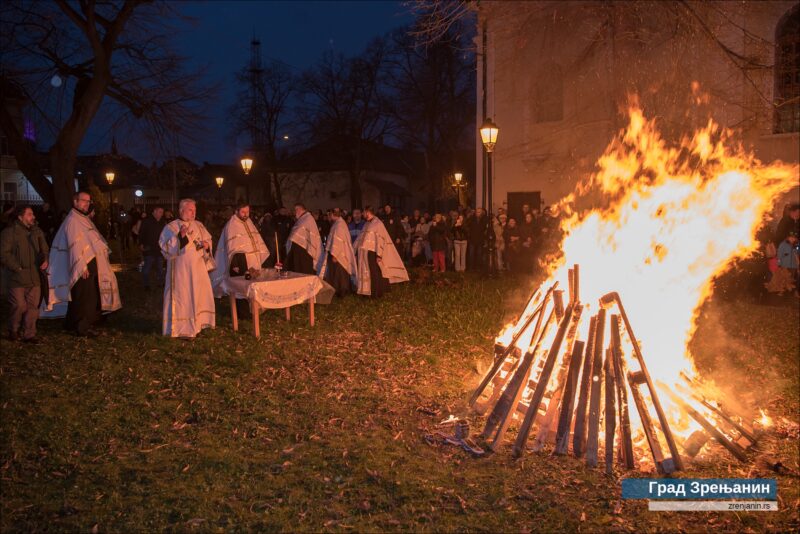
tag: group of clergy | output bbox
[41,192,408,340]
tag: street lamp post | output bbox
[105,171,115,239]
[480,118,499,276]
[452,172,466,208]
[215,176,224,206]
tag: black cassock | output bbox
[285,244,315,275]
[65,257,102,335]
[324,253,351,297]
[367,250,389,298]
[258,221,279,267]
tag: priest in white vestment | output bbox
[317,208,357,297]
[211,203,270,317]
[285,203,321,275]
[44,191,121,336]
[354,206,409,297]
[160,199,215,338]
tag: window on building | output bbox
[533,63,564,123]
[3,182,17,201]
[775,5,800,133]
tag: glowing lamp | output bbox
[480,118,499,152]
[240,157,253,175]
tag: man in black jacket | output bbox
[380,204,404,254]
[138,206,166,290]
[272,206,293,264]
[467,208,489,272]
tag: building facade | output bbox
[476,1,800,217]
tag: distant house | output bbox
[273,138,427,212]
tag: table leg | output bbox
[229,294,238,332]
[309,299,315,327]
[285,307,291,322]
[252,299,260,339]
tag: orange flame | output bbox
[494,93,798,449]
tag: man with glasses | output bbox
[45,191,122,337]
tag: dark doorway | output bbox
[506,191,542,222]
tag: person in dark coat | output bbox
[467,208,489,272]
[428,213,448,272]
[0,205,49,342]
[774,203,800,246]
[519,212,537,272]
[380,204,405,254]
[37,202,57,245]
[503,217,522,273]
[138,206,166,290]
[258,213,278,268]
[272,206,293,262]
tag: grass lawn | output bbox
[1,267,798,532]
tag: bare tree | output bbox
[0,1,213,212]
[229,58,295,208]
[386,24,475,209]
[297,39,393,208]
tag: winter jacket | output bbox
[0,219,49,288]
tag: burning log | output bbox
[513,304,579,457]
[600,292,684,472]
[531,304,585,452]
[585,308,606,467]
[482,305,558,451]
[568,268,575,305]
[627,370,669,474]
[553,290,565,322]
[554,340,585,455]
[683,430,711,458]
[469,286,554,406]
[661,386,748,463]
[573,264,580,304]
[610,315,635,469]
[604,347,616,474]
[678,372,758,444]
[572,315,598,457]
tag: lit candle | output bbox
[275,233,280,263]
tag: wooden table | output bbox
[225,270,323,338]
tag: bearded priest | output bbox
[211,202,270,317]
[354,206,409,297]
[44,190,121,337]
[285,203,321,275]
[159,198,215,338]
[317,208,357,297]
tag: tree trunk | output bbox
[49,70,110,212]
[271,171,282,209]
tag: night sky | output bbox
[98,1,412,166]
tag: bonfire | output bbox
[469,95,798,473]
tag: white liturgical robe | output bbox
[43,208,121,316]
[211,215,270,298]
[160,219,215,337]
[287,211,322,261]
[317,217,357,280]
[354,217,409,295]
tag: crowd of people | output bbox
[2,191,797,343]
[200,201,563,276]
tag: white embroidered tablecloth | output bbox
[226,270,323,309]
